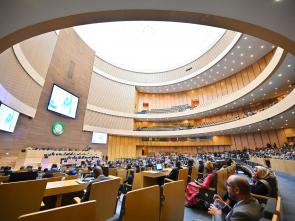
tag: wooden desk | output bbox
[44,180,87,207]
[44,175,118,207]
[142,169,171,187]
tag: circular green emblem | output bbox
[51,121,64,136]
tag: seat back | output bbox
[132,172,143,190]
[64,175,78,180]
[89,178,120,221]
[190,166,198,181]
[267,176,278,198]
[117,169,127,184]
[177,168,188,187]
[45,176,63,182]
[0,179,47,221]
[108,168,117,176]
[9,171,38,182]
[217,169,227,196]
[160,180,185,221]
[18,200,96,221]
[122,185,160,221]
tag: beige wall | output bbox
[84,110,134,130]
[88,73,136,113]
[19,32,57,79]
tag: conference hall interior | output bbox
[0,1,295,221]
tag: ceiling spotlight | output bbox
[250,54,254,58]
[278,73,282,77]
[248,45,252,49]
[244,36,248,40]
[241,62,244,65]
[231,52,234,55]
[240,53,244,57]
[224,66,227,69]
[251,93,254,96]
[224,58,227,62]
[280,116,283,119]
[261,45,264,48]
[210,69,213,72]
[237,45,240,49]
[216,71,219,74]
[287,64,291,68]
[269,81,273,85]
[292,112,295,114]
[231,68,234,71]
[217,64,220,67]
[275,88,278,90]
[232,60,236,64]
[260,88,263,91]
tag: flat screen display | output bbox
[47,84,79,118]
[0,103,20,132]
[92,132,108,144]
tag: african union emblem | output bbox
[51,121,65,136]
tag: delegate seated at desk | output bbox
[166,161,182,181]
[81,166,111,202]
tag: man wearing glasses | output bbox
[208,175,262,221]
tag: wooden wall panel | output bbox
[136,51,274,111]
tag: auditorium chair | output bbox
[187,165,198,183]
[177,168,189,188]
[74,178,120,221]
[18,200,96,221]
[125,172,143,191]
[64,174,78,180]
[0,179,47,221]
[108,168,117,176]
[119,185,160,221]
[117,169,128,184]
[160,180,185,221]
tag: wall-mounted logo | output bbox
[51,121,64,136]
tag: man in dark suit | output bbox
[208,175,262,221]
[81,166,111,202]
[167,161,182,181]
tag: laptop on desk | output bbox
[156,164,164,172]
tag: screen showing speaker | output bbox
[0,103,20,133]
[47,84,79,118]
[92,132,108,144]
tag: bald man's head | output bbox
[93,166,103,178]
[227,175,250,199]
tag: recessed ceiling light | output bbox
[242,98,245,101]
[248,45,252,49]
[264,94,266,96]
[272,45,275,48]
[269,81,273,85]
[217,64,220,67]
[261,45,264,48]
[278,73,282,77]
[231,68,234,71]
[244,36,248,40]
[224,58,227,62]
[275,88,278,90]
[241,62,244,65]
[232,60,236,63]
[260,88,263,91]
[251,93,254,96]
[190,79,193,82]
[216,71,219,74]
[210,69,213,72]
[201,79,204,82]
[231,52,234,55]
[285,119,288,122]
[240,53,244,57]
[250,54,254,58]
[287,64,291,68]
[222,74,225,76]
[292,112,295,114]
[204,72,207,75]
[280,116,283,119]
[224,66,227,69]
[237,45,240,49]
[287,80,290,82]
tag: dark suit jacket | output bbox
[81,175,111,202]
[214,197,262,221]
[167,167,182,181]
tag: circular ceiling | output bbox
[74,21,225,73]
